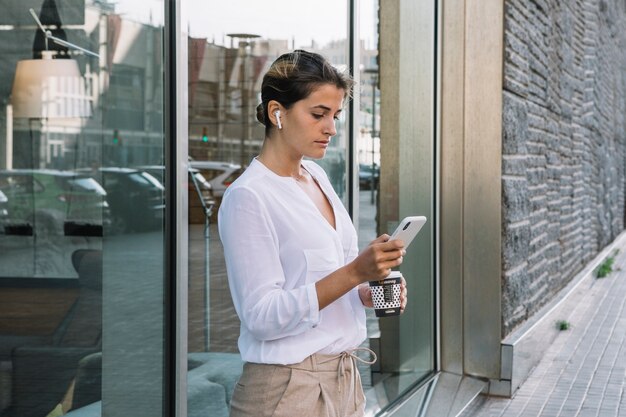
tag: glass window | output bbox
[184,0,350,415]
[183,0,437,415]
[357,0,436,413]
[0,1,167,416]
[104,65,146,130]
[184,0,439,414]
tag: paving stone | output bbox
[461,240,626,417]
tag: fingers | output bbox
[371,234,390,244]
[370,248,405,279]
[400,281,408,313]
[382,239,405,251]
[358,284,374,308]
[387,249,406,261]
[369,250,404,266]
[371,235,405,250]
[372,241,405,260]
[354,236,406,282]
[372,257,405,277]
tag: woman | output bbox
[218,50,406,417]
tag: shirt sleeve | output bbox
[218,186,320,341]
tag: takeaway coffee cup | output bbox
[369,271,402,317]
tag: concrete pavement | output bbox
[462,236,626,417]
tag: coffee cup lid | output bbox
[387,271,402,278]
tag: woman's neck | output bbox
[258,138,304,178]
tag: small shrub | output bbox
[596,256,615,278]
[556,320,570,331]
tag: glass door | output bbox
[0,1,168,416]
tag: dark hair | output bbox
[255,50,354,132]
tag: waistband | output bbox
[284,347,377,373]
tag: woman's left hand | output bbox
[358,277,408,314]
[399,277,407,313]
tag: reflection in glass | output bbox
[185,1,349,416]
[184,0,435,414]
[357,0,436,413]
[0,1,166,416]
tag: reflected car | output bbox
[0,170,109,237]
[134,164,166,185]
[0,189,8,230]
[135,165,216,224]
[85,168,165,233]
[189,161,244,198]
[359,163,379,190]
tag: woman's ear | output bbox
[267,100,282,129]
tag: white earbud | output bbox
[274,110,282,129]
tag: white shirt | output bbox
[218,158,367,365]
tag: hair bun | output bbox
[255,103,266,125]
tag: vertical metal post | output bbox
[165,0,189,415]
[5,104,13,170]
[204,213,210,349]
[190,169,213,350]
[217,48,226,161]
[239,43,246,168]
[371,76,376,204]
[348,0,361,221]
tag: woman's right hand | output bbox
[348,234,405,283]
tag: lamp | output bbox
[10,8,99,119]
[11,51,86,118]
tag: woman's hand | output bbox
[358,276,408,314]
[348,234,405,284]
[399,276,407,313]
[358,284,374,308]
[316,235,404,311]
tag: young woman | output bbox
[218,50,407,417]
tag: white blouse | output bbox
[218,158,367,365]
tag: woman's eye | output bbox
[312,114,324,119]
[333,115,340,121]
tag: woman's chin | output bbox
[306,149,328,160]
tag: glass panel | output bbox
[0,1,166,416]
[357,0,436,413]
[184,1,349,415]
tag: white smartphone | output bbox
[389,216,427,249]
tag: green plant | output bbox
[556,320,570,331]
[596,255,615,278]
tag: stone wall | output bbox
[501,0,626,335]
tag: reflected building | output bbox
[187,38,286,166]
[0,0,163,172]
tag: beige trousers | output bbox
[229,349,376,417]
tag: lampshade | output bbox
[11,51,91,119]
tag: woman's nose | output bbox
[325,118,337,136]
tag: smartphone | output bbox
[389,216,427,249]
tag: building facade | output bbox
[501,0,626,335]
[0,0,624,416]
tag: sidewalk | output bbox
[461,239,626,417]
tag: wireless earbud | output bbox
[274,110,282,129]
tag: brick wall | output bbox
[501,0,626,335]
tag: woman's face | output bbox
[280,83,345,160]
